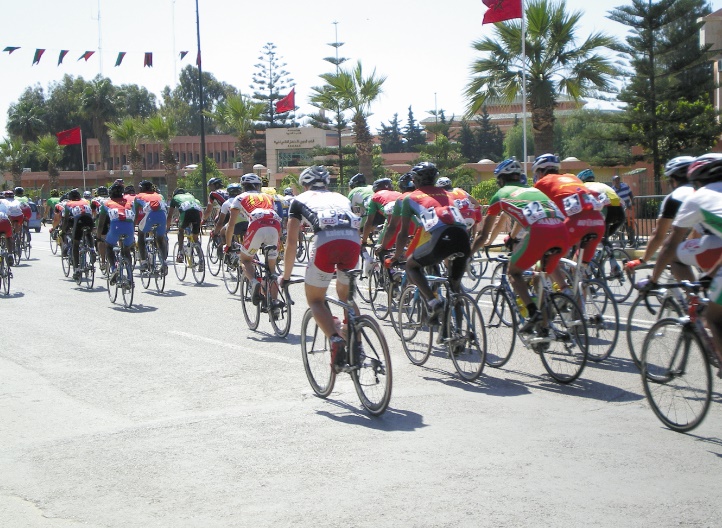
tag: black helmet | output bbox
[411,162,439,187]
[687,153,722,183]
[14,186,24,196]
[372,178,393,193]
[68,188,81,201]
[348,173,366,189]
[139,180,154,192]
[398,172,415,192]
[109,183,124,199]
[227,183,242,197]
[124,185,136,195]
[207,177,223,188]
[96,186,108,197]
[173,188,187,196]
[50,189,60,197]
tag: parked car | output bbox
[27,201,42,232]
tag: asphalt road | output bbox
[1,225,720,527]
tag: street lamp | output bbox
[253,164,266,177]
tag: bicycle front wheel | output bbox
[579,279,619,362]
[538,292,588,384]
[191,243,205,284]
[49,231,59,254]
[461,251,484,293]
[448,293,487,381]
[398,285,433,366]
[222,258,240,294]
[269,285,293,338]
[641,318,712,432]
[301,308,336,397]
[296,233,307,262]
[626,292,683,368]
[350,315,392,415]
[368,265,390,320]
[173,243,187,281]
[475,285,516,368]
[120,260,134,308]
[240,275,260,330]
[206,237,222,277]
[602,248,634,303]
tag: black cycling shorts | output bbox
[412,225,470,282]
[70,215,94,241]
[181,209,202,235]
[605,205,625,239]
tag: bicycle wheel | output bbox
[49,230,59,255]
[206,237,222,277]
[240,275,261,330]
[301,308,336,397]
[475,285,516,367]
[270,285,293,338]
[602,248,634,303]
[368,265,390,320]
[22,237,30,260]
[120,259,134,308]
[626,291,683,368]
[461,251,484,293]
[537,292,588,384]
[296,232,307,262]
[578,279,619,362]
[350,315,392,415]
[140,244,153,289]
[152,249,166,293]
[447,293,487,381]
[387,274,404,337]
[489,261,505,286]
[398,285,433,366]
[355,254,373,304]
[107,264,118,304]
[0,253,10,296]
[61,250,71,277]
[191,243,205,284]
[641,318,712,432]
[83,250,95,289]
[173,243,187,281]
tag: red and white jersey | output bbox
[229,191,281,224]
[0,200,9,221]
[3,198,24,219]
[448,187,479,227]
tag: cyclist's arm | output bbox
[642,217,673,262]
[224,207,241,249]
[649,226,690,283]
[471,213,498,254]
[392,215,411,262]
[361,201,381,243]
[165,206,176,232]
[487,212,509,247]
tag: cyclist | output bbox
[3,190,26,247]
[280,165,362,371]
[203,177,227,225]
[472,158,569,331]
[378,172,417,255]
[347,173,373,228]
[436,176,482,234]
[210,183,243,257]
[360,177,401,244]
[45,189,61,225]
[390,162,470,323]
[96,182,135,283]
[279,187,295,232]
[166,188,203,264]
[61,188,94,281]
[13,187,32,244]
[638,153,722,373]
[0,195,16,265]
[91,186,110,272]
[134,180,169,274]
[612,174,636,247]
[224,174,283,313]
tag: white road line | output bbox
[167,330,295,363]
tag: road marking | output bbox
[168,330,295,363]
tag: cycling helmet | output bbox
[261,176,269,186]
[494,159,523,177]
[173,188,187,196]
[348,173,366,189]
[299,165,330,188]
[83,190,92,199]
[4,190,14,198]
[207,177,223,188]
[398,172,415,192]
[240,173,262,189]
[411,162,439,186]
[124,185,136,195]
[283,187,293,196]
[96,186,108,197]
[14,186,24,196]
[435,177,453,190]
[687,153,722,183]
[664,156,695,182]
[227,183,242,197]
[520,174,529,186]
[139,180,154,192]
[578,169,595,182]
[113,179,124,186]
[531,153,561,175]
[68,188,81,200]
[372,178,393,193]
[109,183,124,199]
[60,193,69,201]
[50,189,60,198]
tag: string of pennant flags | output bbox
[2,46,201,67]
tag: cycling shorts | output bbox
[605,205,625,239]
[105,221,135,247]
[0,218,11,239]
[676,235,722,273]
[234,220,247,237]
[412,225,470,282]
[512,219,570,273]
[180,209,202,235]
[240,219,281,259]
[9,214,24,225]
[306,228,361,288]
[70,215,95,241]
[565,209,606,263]
[138,211,167,235]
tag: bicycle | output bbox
[221,236,244,295]
[206,233,223,277]
[49,226,60,255]
[73,226,96,289]
[397,252,487,381]
[475,245,589,384]
[0,234,13,295]
[60,231,73,278]
[173,228,205,284]
[640,280,719,432]
[590,240,634,303]
[107,234,135,308]
[301,269,392,415]
[139,224,167,293]
[461,248,487,293]
[240,244,296,337]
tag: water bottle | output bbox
[516,296,529,318]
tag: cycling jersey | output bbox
[348,185,374,220]
[659,184,695,220]
[208,189,229,206]
[46,197,61,218]
[0,201,12,239]
[365,189,402,224]
[584,181,621,208]
[289,190,361,233]
[134,192,168,234]
[448,187,479,227]
[230,191,281,258]
[101,197,135,247]
[4,199,25,221]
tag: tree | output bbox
[310,61,386,180]
[144,114,178,195]
[178,156,224,195]
[403,106,426,152]
[34,135,65,190]
[558,110,633,166]
[0,138,30,188]
[475,107,505,161]
[307,86,351,181]
[465,0,618,155]
[108,117,146,189]
[377,113,404,153]
[503,121,535,160]
[210,95,264,174]
[80,76,119,170]
[249,43,295,128]
[6,86,47,142]
[117,84,158,119]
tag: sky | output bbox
[1,0,721,137]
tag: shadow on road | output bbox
[316,401,425,431]
[0,291,24,299]
[110,303,158,313]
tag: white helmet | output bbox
[240,173,262,186]
[299,165,330,188]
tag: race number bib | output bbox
[595,193,610,210]
[448,205,466,225]
[179,201,198,212]
[419,207,439,231]
[383,201,396,216]
[72,204,91,217]
[522,201,546,225]
[562,194,582,216]
[318,209,340,228]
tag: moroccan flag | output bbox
[179,51,188,60]
[3,46,20,54]
[144,52,153,67]
[58,50,69,65]
[482,0,522,24]
[56,127,82,146]
[78,51,95,62]
[32,49,45,65]
[115,52,126,67]
[196,51,201,66]
[275,88,295,113]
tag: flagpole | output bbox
[521,0,528,177]
[81,129,86,191]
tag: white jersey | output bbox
[289,189,361,233]
[0,200,9,220]
[673,181,722,238]
[3,198,23,217]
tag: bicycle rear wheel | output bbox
[206,237,222,277]
[398,285,433,366]
[107,265,118,304]
[579,279,619,362]
[61,250,71,277]
[270,285,293,338]
[81,248,95,289]
[296,232,307,262]
[22,237,30,260]
[0,250,10,296]
[475,285,516,367]
[350,315,392,415]
[191,243,205,284]
[448,293,487,381]
[120,260,134,308]
[537,292,588,384]
[461,251,484,293]
[173,243,187,281]
[368,265,390,320]
[641,318,712,432]
[153,249,166,293]
[141,244,153,289]
[222,258,240,294]
[387,274,404,337]
[601,248,634,303]
[626,292,683,368]
[49,230,59,254]
[301,308,336,397]
[240,275,261,330]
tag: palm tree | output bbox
[465,0,618,155]
[80,77,118,170]
[0,138,30,188]
[210,95,264,174]
[34,135,65,190]
[108,118,146,189]
[144,115,178,195]
[311,61,386,180]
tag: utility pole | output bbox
[195,0,208,203]
[325,21,348,185]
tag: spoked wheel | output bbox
[269,286,293,338]
[626,291,683,368]
[153,251,166,293]
[475,285,516,368]
[368,265,390,320]
[447,293,487,381]
[173,243,187,281]
[355,254,373,304]
[537,292,588,384]
[61,249,71,277]
[49,230,59,255]
[222,257,240,294]
[22,237,30,260]
[240,275,261,330]
[120,260,134,308]
[489,261,505,286]
[206,237,222,277]
[107,265,119,304]
[461,251,484,293]
[398,285,433,366]
[0,249,10,296]
[640,318,712,433]
[79,250,95,289]
[601,248,634,303]
[13,236,22,263]
[350,315,392,415]
[301,308,336,397]
[387,275,404,337]
[578,279,619,362]
[140,248,153,290]
[191,243,205,284]
[296,233,307,262]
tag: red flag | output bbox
[56,127,82,146]
[482,0,522,24]
[144,52,153,67]
[32,49,45,66]
[275,88,295,114]
[78,51,95,62]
